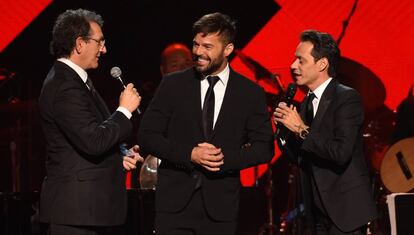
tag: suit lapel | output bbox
[189,70,204,139]
[311,79,337,128]
[300,97,307,121]
[57,61,109,120]
[82,81,109,119]
[210,69,236,140]
[92,91,110,118]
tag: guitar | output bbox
[380,137,414,193]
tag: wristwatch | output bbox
[299,126,310,139]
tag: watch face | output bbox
[300,128,309,139]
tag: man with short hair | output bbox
[39,9,142,235]
[138,12,274,235]
[274,29,377,234]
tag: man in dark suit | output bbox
[274,30,377,234]
[39,9,142,235]
[138,12,274,235]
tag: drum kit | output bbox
[362,107,396,210]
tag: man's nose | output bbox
[290,59,298,69]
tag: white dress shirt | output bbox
[309,77,332,117]
[200,63,230,128]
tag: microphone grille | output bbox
[110,66,122,78]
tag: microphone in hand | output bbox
[275,83,297,139]
[111,66,141,114]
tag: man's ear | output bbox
[224,43,234,57]
[318,57,328,72]
[75,37,85,54]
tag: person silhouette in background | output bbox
[138,43,194,113]
[160,42,194,76]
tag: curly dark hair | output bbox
[192,12,236,45]
[50,9,103,58]
[300,30,340,77]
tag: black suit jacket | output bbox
[38,61,132,226]
[282,79,377,232]
[138,67,274,221]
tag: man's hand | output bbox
[123,145,144,171]
[191,142,224,172]
[119,83,141,113]
[273,102,305,134]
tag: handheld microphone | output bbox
[110,66,141,115]
[275,83,297,139]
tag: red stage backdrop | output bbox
[1,0,413,186]
[0,0,52,52]
[232,0,414,185]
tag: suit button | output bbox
[192,173,198,179]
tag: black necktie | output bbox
[85,77,96,94]
[305,92,316,125]
[202,76,220,140]
[301,92,317,231]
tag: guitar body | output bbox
[380,137,414,193]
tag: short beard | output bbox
[194,55,225,76]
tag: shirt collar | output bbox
[57,58,88,83]
[205,63,230,86]
[310,77,332,100]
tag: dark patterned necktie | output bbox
[85,77,96,94]
[305,92,316,125]
[202,76,220,140]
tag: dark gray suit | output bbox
[39,61,132,226]
[282,79,377,233]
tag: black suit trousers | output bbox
[155,188,237,235]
